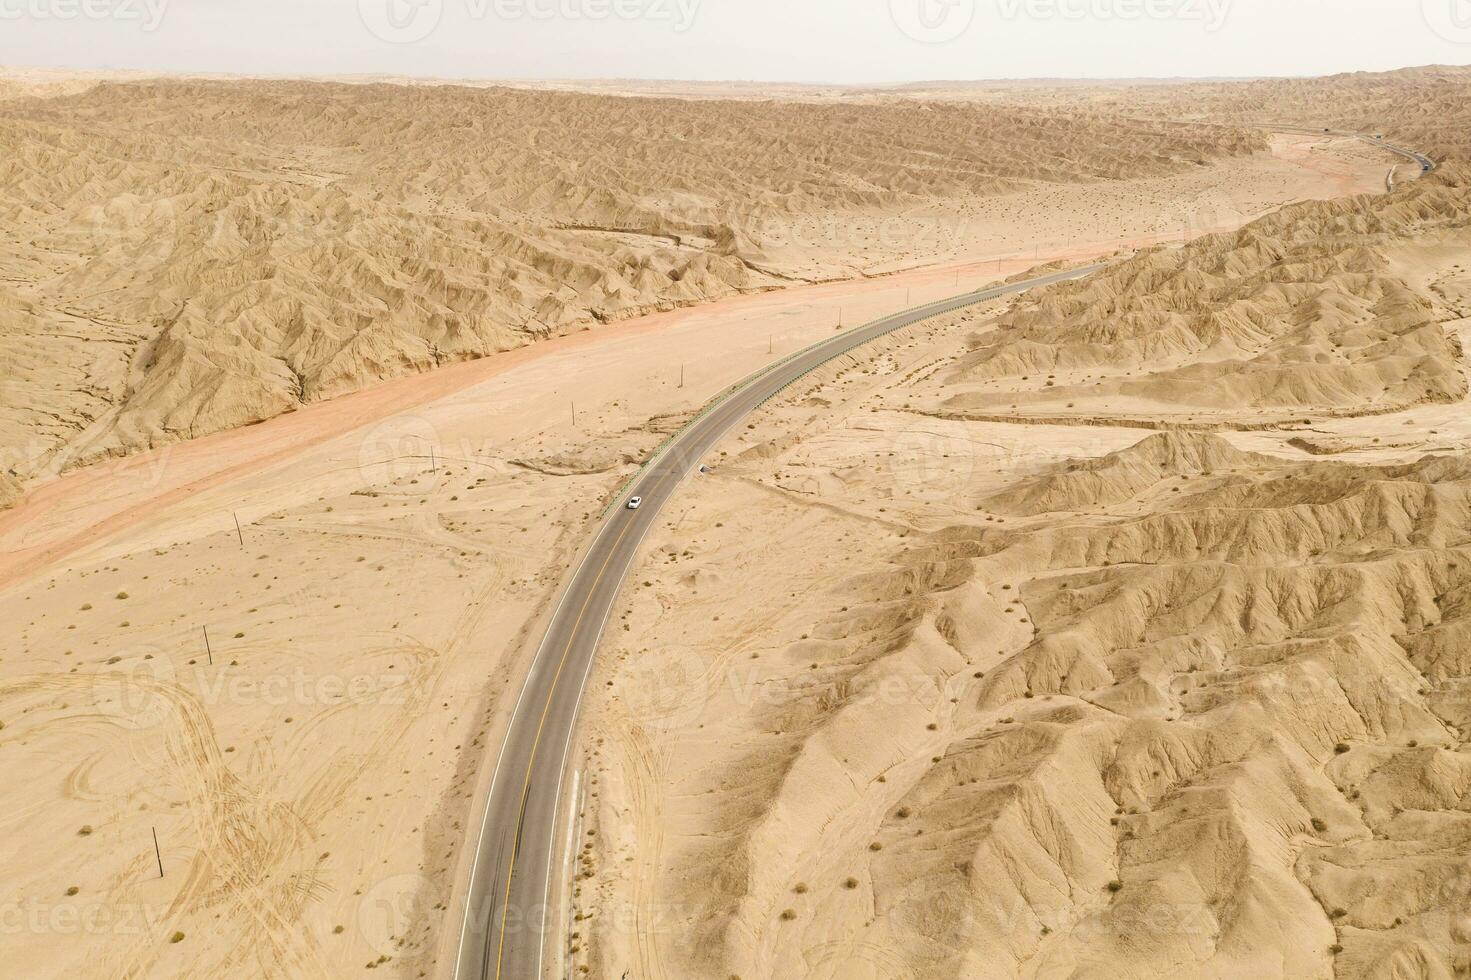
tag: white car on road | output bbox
[626,496,643,510]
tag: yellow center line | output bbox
[483,268,1093,977]
[492,510,641,980]
[478,268,1096,978]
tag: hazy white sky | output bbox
[3,0,1469,84]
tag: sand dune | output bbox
[581,79,1471,979]
[940,165,1471,425]
[587,355,1471,980]
[0,78,1270,495]
[0,66,1461,980]
[904,65,1471,166]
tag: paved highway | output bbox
[449,263,1104,980]
[1253,123,1437,178]
[450,124,1437,980]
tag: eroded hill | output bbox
[0,79,1267,491]
[579,128,1471,980]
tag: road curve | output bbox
[449,125,1439,979]
[450,263,1104,980]
[1254,122,1437,177]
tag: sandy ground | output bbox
[0,76,1416,980]
[2,75,1275,488]
[573,170,1471,978]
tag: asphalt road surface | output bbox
[451,263,1104,980]
[1258,123,1436,176]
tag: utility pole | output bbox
[202,626,213,666]
[232,512,244,548]
[679,364,685,389]
[768,335,773,355]
[152,828,164,879]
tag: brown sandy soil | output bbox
[6,74,1359,498]
[574,153,1471,978]
[0,213,1289,979]
[0,71,1428,980]
[0,257,926,979]
[902,66,1471,166]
